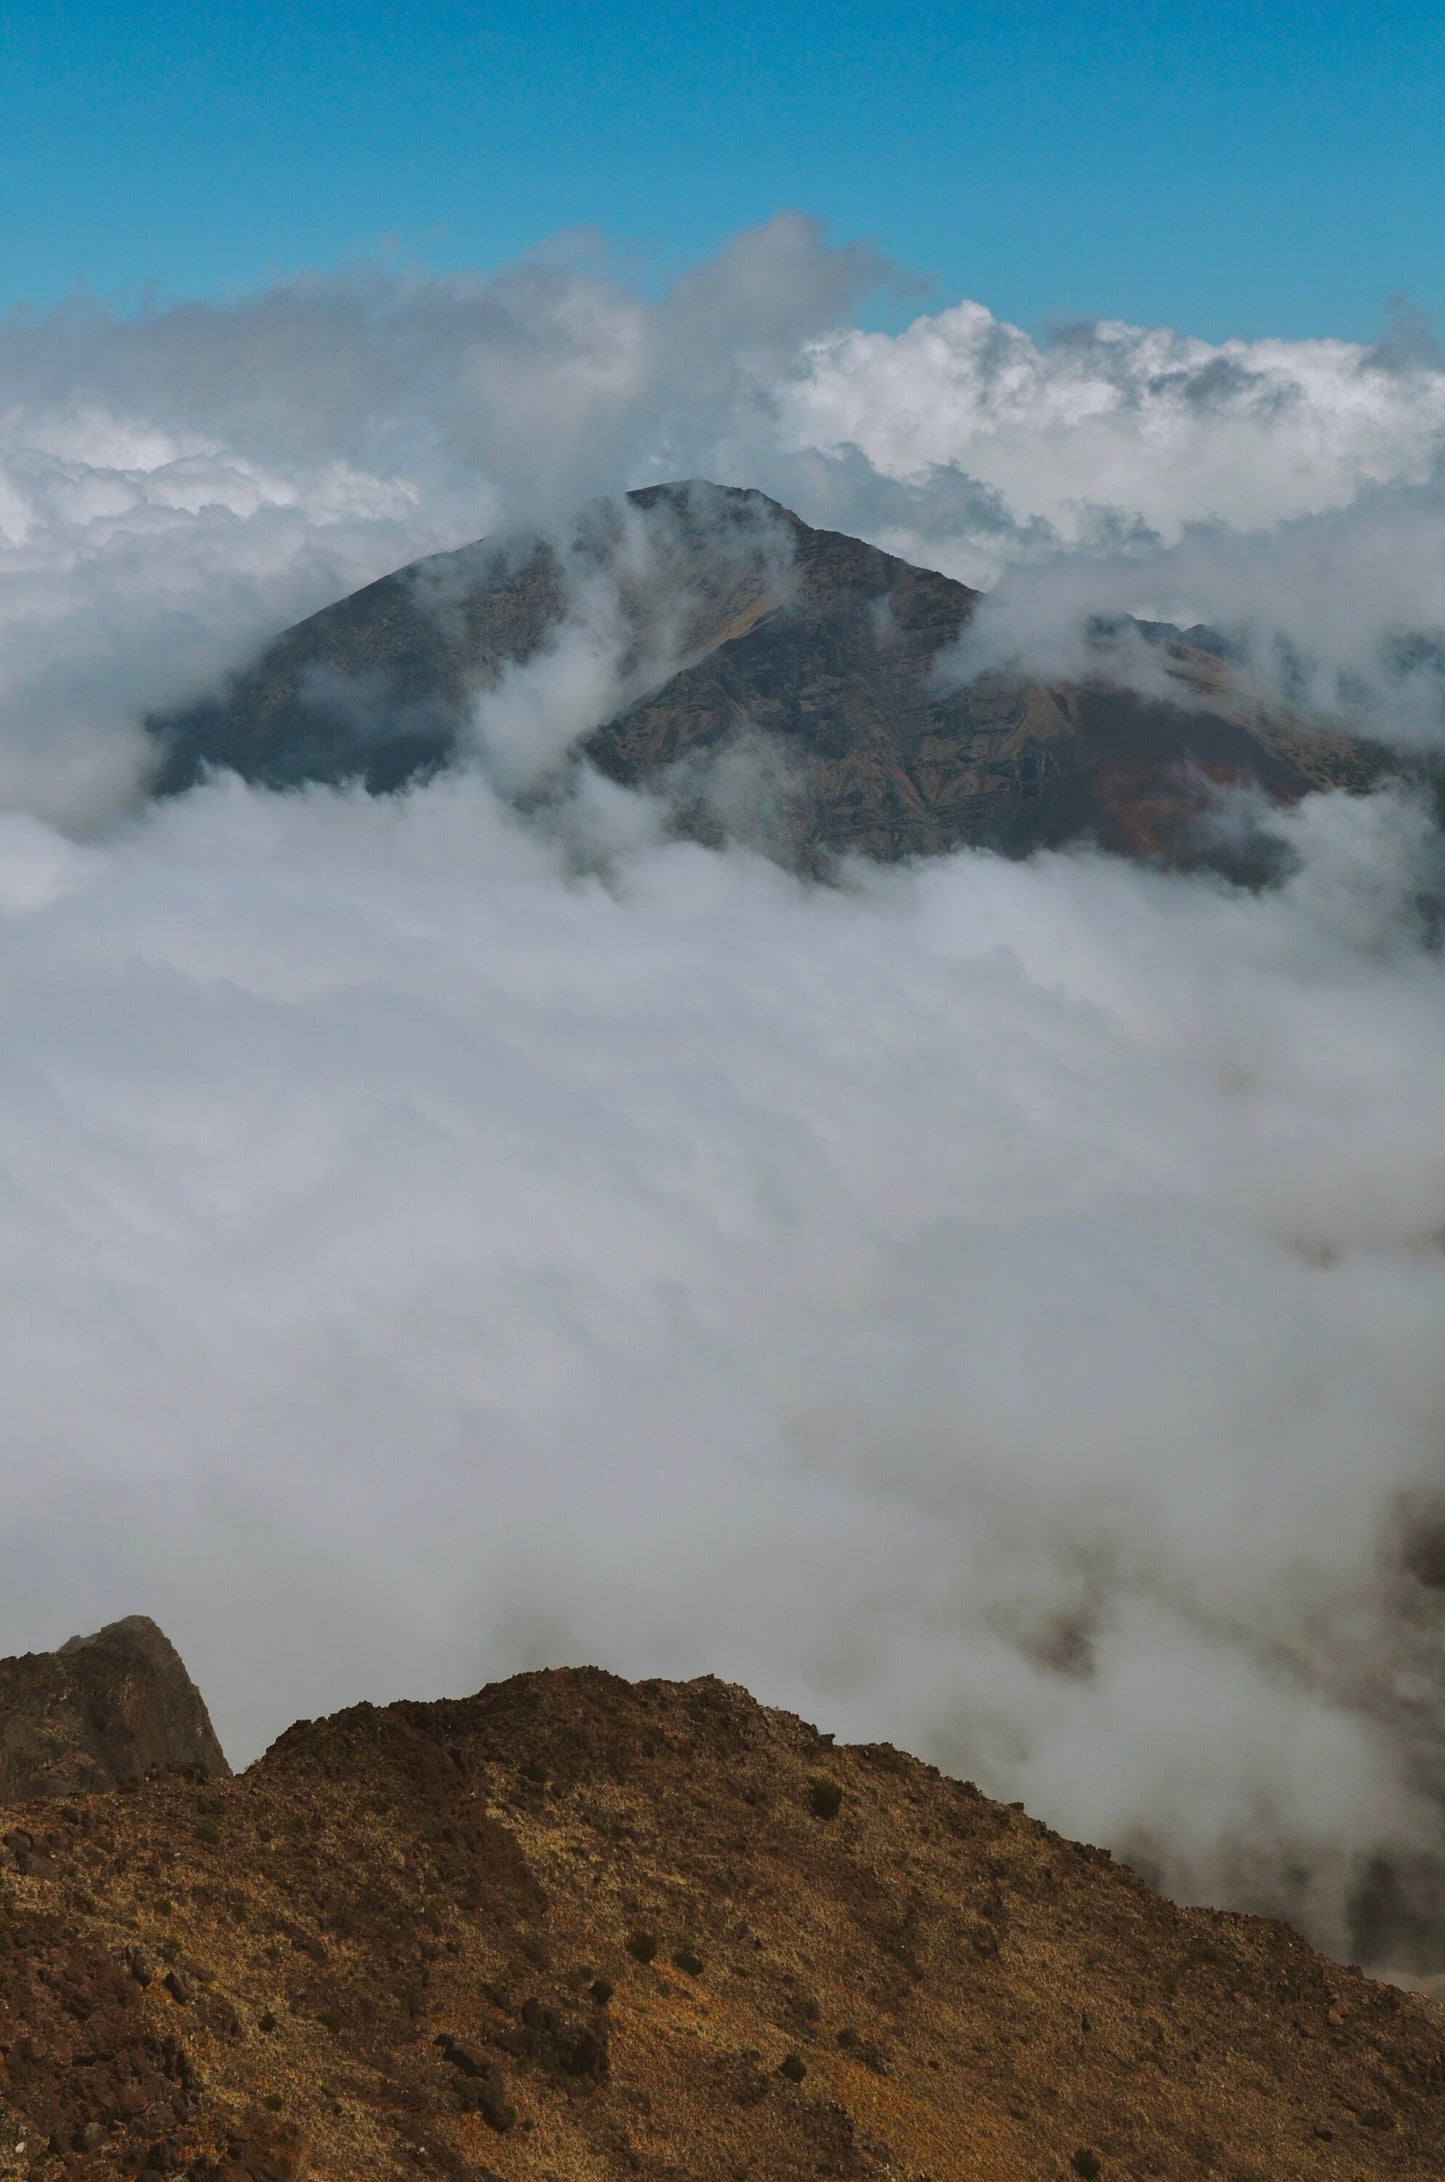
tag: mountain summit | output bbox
[0,1617,228,1804]
[152,481,1380,869]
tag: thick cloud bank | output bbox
[1,772,1443,1966]
[2,224,1445,1967]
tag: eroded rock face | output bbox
[0,1616,228,1801]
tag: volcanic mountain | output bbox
[3,1656,1445,2180]
[150,483,1382,869]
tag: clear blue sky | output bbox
[2,0,1441,340]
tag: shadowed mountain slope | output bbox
[0,1620,228,1807]
[150,483,1384,869]
[2,1665,1443,2179]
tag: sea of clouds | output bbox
[2,215,1445,1965]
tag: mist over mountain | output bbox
[149,481,1393,879]
[1,226,1445,1983]
[3,220,1445,838]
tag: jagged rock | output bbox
[0,1614,228,1800]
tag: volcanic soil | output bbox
[2,1666,1442,2180]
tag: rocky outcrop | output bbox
[149,481,1391,874]
[0,1664,1442,2178]
[0,1615,228,1802]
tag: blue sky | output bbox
[2,0,1441,340]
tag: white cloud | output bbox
[0,406,436,825]
[0,768,1441,1964]
[3,226,1445,833]
[0,218,879,827]
[776,296,1445,743]
[782,301,1445,559]
[1,229,1445,1965]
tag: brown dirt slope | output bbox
[0,1622,229,1806]
[1,1666,1441,2181]
[149,483,1390,872]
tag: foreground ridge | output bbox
[1,1664,1442,2179]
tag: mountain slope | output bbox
[150,483,1382,869]
[2,1666,1443,2180]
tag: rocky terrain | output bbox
[2,1656,1443,2180]
[149,482,1387,872]
[0,1623,228,1807]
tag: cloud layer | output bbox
[0,773,1442,1967]
[1,224,1445,1967]
[3,219,1445,829]
[786,300,1445,554]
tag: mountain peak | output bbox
[0,1616,228,1802]
[149,486,1380,872]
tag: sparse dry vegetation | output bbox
[0,1666,1442,2179]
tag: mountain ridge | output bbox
[149,482,1387,872]
[3,1655,1444,2179]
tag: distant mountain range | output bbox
[152,481,1394,873]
